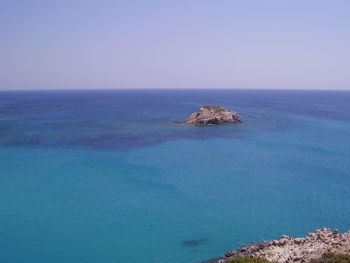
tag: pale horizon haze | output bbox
[1,0,350,91]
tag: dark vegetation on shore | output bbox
[310,253,350,263]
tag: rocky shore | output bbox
[202,228,350,263]
[176,105,242,125]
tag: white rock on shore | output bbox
[203,228,350,263]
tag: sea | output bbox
[0,89,350,263]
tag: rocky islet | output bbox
[176,105,242,125]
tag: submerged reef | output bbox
[176,105,242,125]
[202,228,350,263]
[182,238,208,247]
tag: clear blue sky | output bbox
[1,0,349,90]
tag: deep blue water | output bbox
[1,89,350,263]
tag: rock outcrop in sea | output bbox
[179,105,242,125]
[202,228,350,263]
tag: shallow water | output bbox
[1,89,350,263]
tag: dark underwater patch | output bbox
[65,129,245,150]
[181,238,208,247]
[0,120,245,150]
[0,132,42,147]
[68,133,168,150]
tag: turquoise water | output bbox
[1,90,350,263]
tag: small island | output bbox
[177,105,242,125]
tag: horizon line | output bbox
[0,87,350,92]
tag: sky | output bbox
[0,0,349,90]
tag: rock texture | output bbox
[182,106,242,125]
[202,228,350,263]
